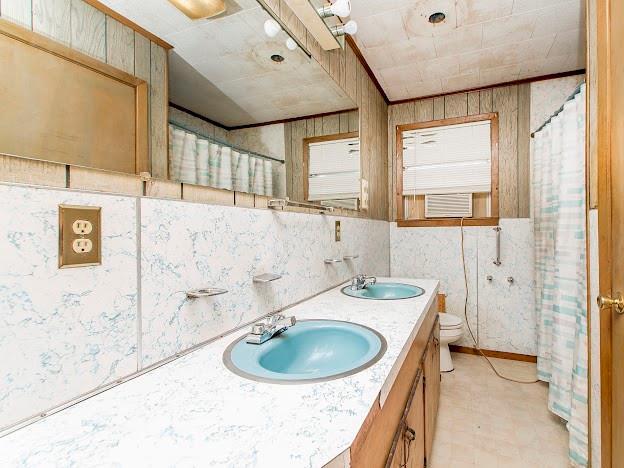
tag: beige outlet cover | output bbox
[58,205,101,268]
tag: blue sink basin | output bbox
[223,320,386,384]
[341,282,425,300]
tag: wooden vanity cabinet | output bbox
[348,301,440,468]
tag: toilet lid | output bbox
[439,313,462,329]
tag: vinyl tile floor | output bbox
[430,353,570,467]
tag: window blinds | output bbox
[308,137,360,201]
[402,121,491,195]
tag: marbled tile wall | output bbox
[140,198,389,367]
[0,184,390,428]
[0,185,138,430]
[390,219,536,355]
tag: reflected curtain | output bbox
[533,83,588,467]
[168,125,276,197]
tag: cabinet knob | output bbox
[404,427,416,441]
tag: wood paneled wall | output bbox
[388,85,531,220]
[285,110,358,202]
[261,0,389,221]
[0,0,169,178]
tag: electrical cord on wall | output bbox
[459,218,539,384]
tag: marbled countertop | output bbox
[0,278,438,468]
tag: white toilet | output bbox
[439,313,463,372]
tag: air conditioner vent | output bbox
[425,193,473,218]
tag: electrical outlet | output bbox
[72,238,93,253]
[335,220,341,242]
[72,219,93,235]
[59,205,101,268]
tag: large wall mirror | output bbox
[164,0,360,209]
[0,0,362,211]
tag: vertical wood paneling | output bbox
[70,0,105,60]
[349,110,359,133]
[0,0,33,28]
[388,102,415,220]
[291,120,306,201]
[133,32,150,82]
[106,16,134,74]
[414,99,433,122]
[480,89,493,113]
[492,85,519,218]
[283,122,293,197]
[339,112,350,133]
[322,114,340,134]
[444,93,468,118]
[517,83,531,217]
[433,96,445,120]
[467,91,480,115]
[33,0,70,45]
[150,42,167,179]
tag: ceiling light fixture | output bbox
[317,0,351,18]
[264,19,282,38]
[428,12,446,24]
[168,0,226,19]
[331,19,357,37]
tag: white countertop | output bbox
[0,278,438,468]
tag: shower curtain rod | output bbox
[531,82,585,138]
[169,122,285,165]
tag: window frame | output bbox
[302,131,360,204]
[395,113,500,227]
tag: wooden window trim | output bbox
[395,113,499,227]
[302,131,359,203]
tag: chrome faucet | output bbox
[350,274,377,291]
[246,313,296,345]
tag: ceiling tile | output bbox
[379,63,423,89]
[548,28,586,57]
[355,10,409,48]
[479,63,520,86]
[390,37,438,64]
[532,0,585,36]
[481,11,537,48]
[456,0,514,26]
[418,56,460,81]
[441,71,480,93]
[512,0,570,14]
[433,24,483,57]
[405,79,443,98]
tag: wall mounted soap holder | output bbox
[186,288,228,299]
[343,255,359,260]
[324,258,343,264]
[253,273,282,283]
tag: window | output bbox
[396,113,499,227]
[304,132,361,210]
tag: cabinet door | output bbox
[405,372,425,468]
[386,372,425,468]
[424,329,441,461]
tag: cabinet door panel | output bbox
[405,373,425,468]
[424,326,440,461]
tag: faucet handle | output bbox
[251,323,266,334]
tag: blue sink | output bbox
[223,320,386,384]
[341,282,425,300]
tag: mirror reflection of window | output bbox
[305,134,360,209]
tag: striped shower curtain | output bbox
[168,125,276,197]
[533,83,588,467]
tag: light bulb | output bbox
[286,37,298,50]
[330,0,351,18]
[264,19,281,38]
[343,19,357,35]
